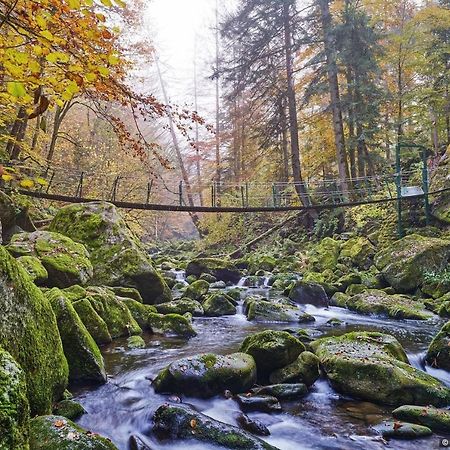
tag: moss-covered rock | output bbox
[185,258,241,284]
[309,237,341,272]
[393,405,450,433]
[251,383,308,400]
[373,420,432,440]
[240,330,305,377]
[374,234,450,293]
[153,403,277,450]
[430,147,450,224]
[339,237,375,270]
[236,394,281,412]
[0,246,68,415]
[426,321,450,371]
[183,279,209,301]
[109,286,143,303]
[120,297,156,330]
[72,299,112,346]
[49,202,171,304]
[203,293,237,317]
[153,352,256,397]
[61,285,87,302]
[29,415,118,450]
[147,313,196,338]
[17,255,48,285]
[269,351,320,386]
[53,399,86,421]
[246,300,306,323]
[127,335,145,349]
[7,231,93,288]
[288,281,329,307]
[47,289,106,384]
[0,348,29,450]
[155,298,204,316]
[311,332,450,406]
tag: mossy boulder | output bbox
[269,351,320,386]
[61,285,87,302]
[0,348,29,450]
[203,293,237,317]
[17,255,48,285]
[0,246,68,415]
[127,335,145,349]
[49,202,171,304]
[309,237,341,271]
[109,286,143,303]
[147,313,197,338]
[185,258,241,284]
[183,280,209,301]
[246,300,307,323]
[373,420,432,440]
[153,352,256,397]
[153,403,277,450]
[311,332,450,406]
[339,237,375,270]
[72,299,112,346]
[47,289,106,384]
[393,405,450,433]
[53,399,86,421]
[240,330,305,377]
[155,298,204,316]
[29,415,118,450]
[251,383,308,400]
[426,321,450,371]
[120,297,156,330]
[374,234,450,293]
[7,231,93,288]
[288,281,329,307]
[86,288,142,338]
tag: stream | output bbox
[73,276,450,450]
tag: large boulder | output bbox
[269,351,320,386]
[120,298,157,330]
[147,313,197,338]
[393,405,450,433]
[7,230,93,288]
[49,202,171,304]
[0,246,68,415]
[16,255,48,285]
[308,237,341,272]
[155,298,204,316]
[426,321,450,371]
[185,258,241,284]
[311,332,450,406]
[246,299,310,323]
[203,293,237,316]
[153,403,278,450]
[29,415,118,450]
[183,280,209,301]
[374,234,450,293]
[0,349,29,450]
[339,236,375,270]
[288,281,329,307]
[46,289,106,384]
[153,353,256,397]
[240,330,305,377]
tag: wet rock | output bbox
[153,353,256,397]
[53,399,86,421]
[392,405,450,433]
[374,234,450,293]
[129,435,154,450]
[269,351,320,386]
[236,413,270,436]
[203,293,237,316]
[236,394,282,412]
[155,298,204,316]
[29,415,118,449]
[49,202,171,304]
[200,273,217,283]
[339,237,375,270]
[311,332,450,407]
[426,321,450,371]
[127,335,146,349]
[16,255,48,285]
[227,287,242,301]
[148,313,197,338]
[251,383,308,400]
[183,279,209,301]
[288,281,329,307]
[240,330,305,377]
[120,298,157,330]
[326,318,345,327]
[210,280,227,289]
[373,420,432,440]
[0,349,29,450]
[186,258,241,284]
[153,403,278,449]
[7,230,93,288]
[246,299,306,322]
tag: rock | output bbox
[311,332,450,406]
[240,330,305,377]
[7,230,93,288]
[203,293,237,316]
[288,281,329,307]
[374,234,450,293]
[186,258,241,284]
[200,273,217,283]
[422,273,450,299]
[110,286,143,303]
[339,237,375,270]
[339,289,431,320]
[120,297,156,329]
[0,246,68,415]
[269,351,320,386]
[345,283,366,296]
[47,289,107,384]
[373,420,432,440]
[16,255,48,285]
[49,202,171,304]
[147,313,197,338]
[127,335,146,349]
[72,298,112,345]
[129,435,154,450]
[392,405,450,433]
[246,300,306,322]
[236,413,270,436]
[309,237,341,271]
[153,403,277,450]
[183,279,209,301]
[337,273,363,292]
[62,285,87,302]
[53,399,86,421]
[326,318,345,327]
[155,298,204,316]
[236,394,281,412]
[29,415,118,449]
[153,353,256,397]
[430,147,450,223]
[210,280,227,289]
[87,288,142,338]
[251,384,308,400]
[426,321,450,371]
[0,349,29,450]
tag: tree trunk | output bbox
[280,96,290,182]
[214,0,221,192]
[396,43,404,146]
[7,107,28,160]
[193,49,204,206]
[47,101,73,163]
[345,67,357,180]
[430,108,439,155]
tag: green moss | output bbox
[155,298,204,316]
[53,400,85,421]
[0,247,68,415]
[147,313,197,338]
[127,335,145,349]
[393,405,450,433]
[61,285,87,302]
[183,280,209,301]
[309,237,341,272]
[120,298,156,329]
[247,300,306,322]
[203,293,237,317]
[109,286,143,303]
[185,258,241,283]
[269,351,320,386]
[16,256,48,285]
[426,321,450,371]
[339,237,375,269]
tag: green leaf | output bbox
[7,81,26,98]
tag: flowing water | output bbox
[73,278,450,450]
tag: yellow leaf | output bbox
[100,0,113,6]
[2,174,13,182]
[33,46,43,56]
[20,179,35,189]
[7,81,26,98]
[68,0,81,8]
[40,30,54,41]
[115,0,126,6]
[36,177,48,186]
[108,54,119,65]
[85,72,97,82]
[36,15,47,29]
[46,52,70,64]
[98,66,109,77]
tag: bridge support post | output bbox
[146,180,153,204]
[179,181,183,206]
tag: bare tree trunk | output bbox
[47,101,73,162]
[7,107,28,159]
[30,117,40,152]
[430,108,439,155]
[214,0,221,192]
[345,67,357,180]
[280,96,290,182]
[193,47,204,206]
[318,0,350,200]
